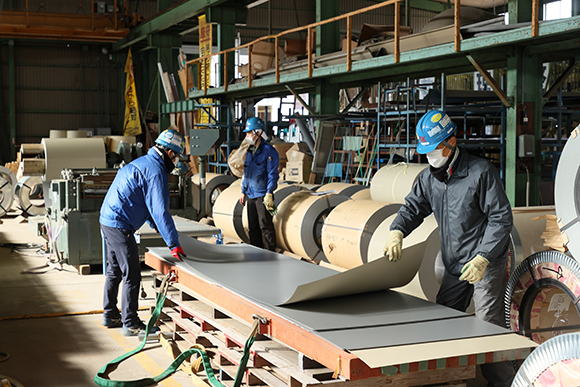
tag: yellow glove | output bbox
[459,255,489,284]
[384,230,404,262]
[263,193,274,210]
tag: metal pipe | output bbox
[294,116,316,155]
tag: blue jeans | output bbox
[101,224,141,328]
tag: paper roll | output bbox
[316,182,366,198]
[275,191,349,262]
[41,138,107,182]
[49,130,67,139]
[555,131,580,260]
[0,176,14,217]
[67,130,88,138]
[16,176,45,216]
[322,200,402,269]
[370,163,428,203]
[350,188,371,201]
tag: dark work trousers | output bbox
[246,196,276,251]
[101,224,142,328]
[436,261,514,387]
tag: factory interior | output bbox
[2,0,580,386]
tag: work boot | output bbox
[101,317,123,328]
[122,321,160,337]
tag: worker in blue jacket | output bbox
[99,129,187,336]
[239,117,279,251]
[384,110,514,386]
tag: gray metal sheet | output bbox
[148,233,516,352]
[318,317,511,351]
[138,216,220,239]
[276,290,466,331]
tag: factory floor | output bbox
[0,213,490,387]
[0,213,192,387]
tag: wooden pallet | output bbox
[151,273,474,387]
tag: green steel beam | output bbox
[575,0,580,16]
[316,0,340,56]
[505,47,522,207]
[210,7,240,87]
[509,0,532,24]
[112,0,230,52]
[527,36,580,56]
[526,53,543,207]
[8,39,15,160]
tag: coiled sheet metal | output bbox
[0,176,14,217]
[16,176,45,216]
[505,250,580,344]
[212,180,248,242]
[316,182,366,197]
[555,126,580,260]
[191,173,236,217]
[322,200,401,269]
[513,332,580,387]
[370,163,428,203]
[275,191,349,262]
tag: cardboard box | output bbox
[284,37,315,56]
[287,142,312,162]
[341,38,358,51]
[238,41,278,77]
[286,160,311,183]
[272,142,294,172]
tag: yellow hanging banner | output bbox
[198,14,212,124]
[123,48,142,136]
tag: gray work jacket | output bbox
[390,148,513,276]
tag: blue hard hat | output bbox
[415,110,456,154]
[155,129,185,155]
[244,117,265,132]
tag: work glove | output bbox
[459,254,489,284]
[383,230,404,262]
[264,193,274,210]
[171,246,186,261]
[239,193,247,206]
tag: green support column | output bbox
[8,39,16,160]
[508,0,532,24]
[316,0,340,56]
[208,6,245,87]
[155,34,182,131]
[525,54,543,207]
[574,0,580,16]
[505,47,521,206]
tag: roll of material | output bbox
[16,176,45,216]
[49,130,67,139]
[67,130,88,138]
[0,176,14,217]
[41,138,106,181]
[511,206,557,267]
[192,173,237,217]
[376,215,442,301]
[555,129,580,260]
[275,191,349,262]
[316,183,366,198]
[506,251,580,344]
[370,163,428,203]
[350,188,371,201]
[0,166,17,188]
[322,200,402,269]
[212,180,249,243]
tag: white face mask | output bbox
[426,148,449,168]
[245,136,256,145]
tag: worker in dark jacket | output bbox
[384,110,514,387]
[99,129,187,336]
[239,117,279,251]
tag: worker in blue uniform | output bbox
[384,110,515,386]
[239,117,279,251]
[99,129,187,336]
